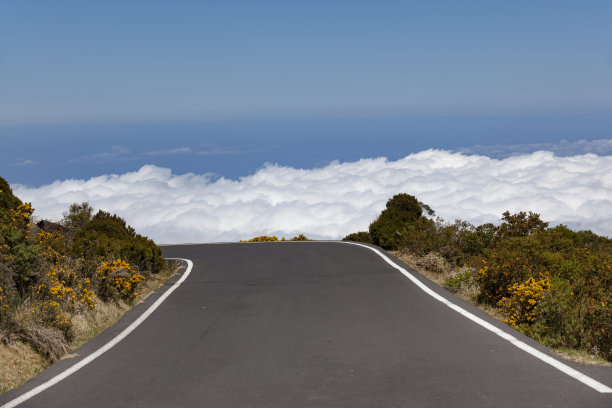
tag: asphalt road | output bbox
[2,242,611,407]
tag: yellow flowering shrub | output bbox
[36,230,70,264]
[476,254,535,305]
[497,273,551,328]
[27,261,97,339]
[289,234,311,241]
[32,298,72,337]
[95,259,144,301]
[11,203,33,228]
[244,235,280,242]
[35,263,96,311]
[241,234,311,242]
[0,285,8,313]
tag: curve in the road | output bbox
[345,242,612,394]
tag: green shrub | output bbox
[444,269,474,289]
[475,236,543,305]
[527,270,611,361]
[369,194,433,250]
[497,211,549,238]
[11,243,42,295]
[342,231,372,243]
[289,234,311,241]
[243,235,279,242]
[72,211,164,274]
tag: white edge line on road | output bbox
[1,258,194,408]
[344,242,612,394]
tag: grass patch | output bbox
[553,348,612,367]
[0,342,47,394]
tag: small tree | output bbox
[384,193,423,219]
[497,211,548,238]
[369,194,433,250]
[63,202,94,228]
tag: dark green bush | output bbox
[289,234,310,241]
[497,211,549,238]
[369,193,431,250]
[342,231,372,243]
[11,243,42,295]
[0,177,22,210]
[72,211,165,274]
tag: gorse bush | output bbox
[95,259,144,301]
[242,234,312,242]
[344,192,612,361]
[289,234,311,241]
[496,273,551,328]
[243,235,280,242]
[0,284,8,315]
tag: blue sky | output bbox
[2,1,612,241]
[2,1,611,125]
[0,1,611,184]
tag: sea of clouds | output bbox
[13,149,612,243]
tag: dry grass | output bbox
[0,261,181,395]
[0,342,47,394]
[71,262,179,349]
[70,297,130,350]
[15,323,69,363]
[393,251,450,284]
[553,348,612,367]
[393,250,509,322]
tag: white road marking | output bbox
[1,258,194,408]
[344,242,612,394]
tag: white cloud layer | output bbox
[13,150,612,243]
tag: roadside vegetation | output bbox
[0,177,175,393]
[241,234,311,242]
[343,193,611,363]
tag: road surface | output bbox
[1,242,611,407]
